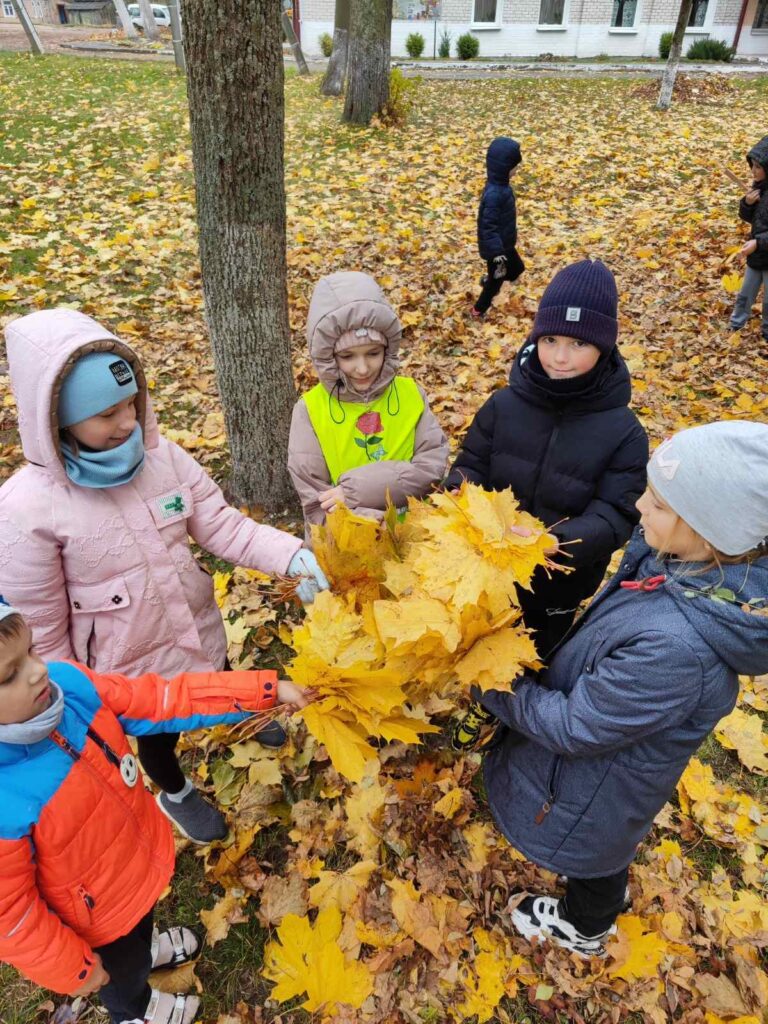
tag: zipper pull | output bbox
[534,801,552,825]
[77,885,95,910]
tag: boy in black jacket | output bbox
[729,135,768,346]
[472,137,525,318]
[451,260,648,745]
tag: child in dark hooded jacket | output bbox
[729,134,768,346]
[480,421,768,958]
[472,136,525,317]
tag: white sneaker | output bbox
[509,894,616,957]
[123,990,200,1024]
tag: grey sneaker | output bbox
[156,789,228,846]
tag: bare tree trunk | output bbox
[183,0,297,509]
[138,0,159,40]
[321,0,349,97]
[657,0,695,110]
[343,0,391,125]
[113,0,140,38]
[10,0,44,54]
[167,0,185,71]
[282,9,310,75]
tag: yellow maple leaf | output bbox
[715,707,768,773]
[456,948,507,1022]
[455,624,540,692]
[199,890,249,946]
[309,860,377,912]
[721,271,743,294]
[434,787,464,819]
[607,914,669,981]
[263,907,373,1016]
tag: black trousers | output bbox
[95,908,154,1024]
[474,248,525,314]
[520,604,577,663]
[562,868,629,935]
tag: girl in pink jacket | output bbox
[288,271,449,528]
[0,309,328,845]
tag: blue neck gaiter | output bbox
[61,423,145,489]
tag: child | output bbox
[729,135,768,347]
[0,309,328,845]
[478,421,768,956]
[471,136,525,318]
[449,259,648,677]
[287,271,449,528]
[0,601,307,1024]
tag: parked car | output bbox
[127,3,172,28]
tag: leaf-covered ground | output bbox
[1,55,767,1024]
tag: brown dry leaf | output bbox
[257,872,309,927]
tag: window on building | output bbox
[473,0,498,22]
[539,0,565,24]
[753,0,768,28]
[31,0,45,16]
[3,0,15,16]
[611,0,637,26]
[688,0,708,26]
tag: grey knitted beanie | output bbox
[647,421,768,556]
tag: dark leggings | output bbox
[562,868,629,935]
[95,908,154,1024]
[137,731,184,794]
[474,247,525,314]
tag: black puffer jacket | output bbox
[477,137,521,260]
[739,135,768,272]
[445,343,649,612]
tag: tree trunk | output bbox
[343,0,391,125]
[321,0,350,97]
[10,0,44,54]
[183,0,297,509]
[657,0,695,110]
[138,0,159,40]
[166,0,185,71]
[113,0,140,39]
[282,10,310,75]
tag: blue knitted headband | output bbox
[58,352,139,428]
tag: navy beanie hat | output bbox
[58,352,139,428]
[530,259,619,354]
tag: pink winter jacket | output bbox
[288,272,449,528]
[0,309,303,677]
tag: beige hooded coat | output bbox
[288,272,449,528]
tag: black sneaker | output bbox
[157,789,228,845]
[509,895,616,958]
[254,721,287,748]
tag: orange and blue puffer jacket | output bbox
[0,659,277,995]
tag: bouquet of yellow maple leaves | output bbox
[280,482,562,782]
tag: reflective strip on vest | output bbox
[303,377,424,485]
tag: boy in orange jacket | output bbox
[0,601,307,1024]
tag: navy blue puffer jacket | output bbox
[477,137,521,260]
[481,533,768,877]
[444,342,648,613]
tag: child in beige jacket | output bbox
[288,271,449,529]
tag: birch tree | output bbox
[657,0,695,110]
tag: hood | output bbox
[5,309,157,485]
[509,339,632,411]
[486,137,522,186]
[640,546,768,677]
[306,272,402,403]
[747,135,768,175]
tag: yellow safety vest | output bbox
[303,376,424,485]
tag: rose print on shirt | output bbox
[355,411,387,462]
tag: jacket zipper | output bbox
[77,885,95,912]
[530,413,562,515]
[535,755,562,824]
[50,729,166,870]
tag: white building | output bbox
[298,0,768,59]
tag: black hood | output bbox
[747,135,768,175]
[509,340,632,411]
[486,137,522,185]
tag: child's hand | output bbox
[286,549,330,603]
[277,679,312,709]
[739,239,758,257]
[744,188,761,205]
[319,485,346,513]
[72,953,110,997]
[506,524,559,555]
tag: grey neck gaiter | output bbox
[0,682,65,746]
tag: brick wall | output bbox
[713,0,742,24]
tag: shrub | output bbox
[438,29,452,59]
[318,32,333,58]
[405,32,425,58]
[659,31,673,59]
[382,68,420,126]
[686,37,735,61]
[456,32,479,60]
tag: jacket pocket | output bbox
[69,885,95,930]
[68,576,132,665]
[147,485,193,530]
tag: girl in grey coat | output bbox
[481,420,768,956]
